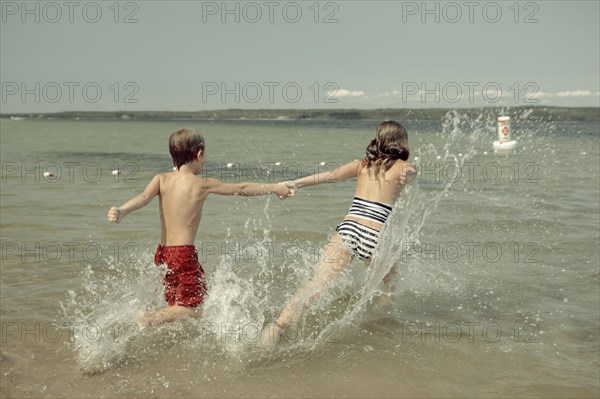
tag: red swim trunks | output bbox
[154,244,207,307]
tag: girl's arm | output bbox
[293,160,361,189]
[395,161,418,186]
[204,179,293,198]
[107,175,161,223]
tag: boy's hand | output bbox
[275,181,296,200]
[286,181,297,197]
[107,206,123,224]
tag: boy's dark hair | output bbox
[362,120,410,178]
[169,129,205,170]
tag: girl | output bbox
[262,120,417,347]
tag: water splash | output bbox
[311,110,500,343]
[60,249,165,373]
[62,110,556,366]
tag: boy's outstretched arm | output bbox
[293,160,360,189]
[107,175,161,224]
[204,179,294,199]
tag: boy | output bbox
[107,128,293,330]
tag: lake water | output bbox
[1,112,598,398]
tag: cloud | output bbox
[323,87,598,106]
[556,90,598,97]
[531,91,552,99]
[531,90,599,99]
[327,89,366,98]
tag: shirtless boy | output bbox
[107,128,293,330]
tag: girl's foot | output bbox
[257,322,283,351]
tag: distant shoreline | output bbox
[2,106,599,122]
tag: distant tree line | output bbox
[2,106,599,122]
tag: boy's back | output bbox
[157,171,209,246]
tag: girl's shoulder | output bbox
[390,159,416,172]
[386,160,417,185]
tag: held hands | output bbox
[107,206,124,224]
[274,181,297,200]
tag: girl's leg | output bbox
[137,304,203,331]
[261,233,352,347]
[375,265,398,306]
[382,265,398,285]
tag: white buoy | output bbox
[226,163,234,168]
[172,166,177,171]
[414,156,419,161]
[275,162,282,166]
[493,116,517,151]
[319,161,326,166]
[111,169,121,176]
[43,171,55,177]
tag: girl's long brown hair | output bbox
[362,121,410,178]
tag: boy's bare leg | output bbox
[137,305,203,331]
[261,234,352,348]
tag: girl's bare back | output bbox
[354,160,417,204]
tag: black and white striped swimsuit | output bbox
[335,197,393,260]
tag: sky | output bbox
[1,0,599,113]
